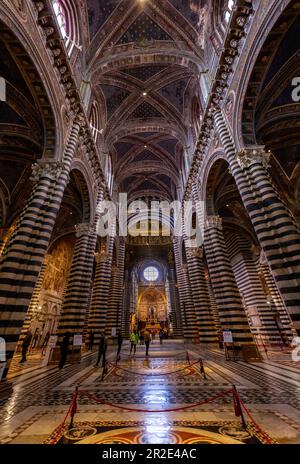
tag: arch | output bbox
[68,167,93,223]
[0,9,61,160]
[232,0,295,148]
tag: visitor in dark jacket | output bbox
[59,332,71,369]
[20,330,32,363]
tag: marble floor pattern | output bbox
[0,341,299,444]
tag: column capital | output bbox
[236,146,270,169]
[186,247,203,260]
[30,160,64,183]
[75,223,95,238]
[205,216,223,230]
[95,251,108,264]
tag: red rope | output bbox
[49,391,77,444]
[233,390,273,444]
[77,388,234,413]
[108,359,200,376]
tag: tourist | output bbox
[117,330,123,355]
[144,330,151,357]
[139,331,144,345]
[19,330,32,364]
[95,331,108,367]
[88,330,95,351]
[159,329,164,345]
[59,332,71,369]
[130,330,138,355]
[218,331,224,350]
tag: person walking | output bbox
[144,329,151,357]
[95,331,108,367]
[159,329,164,345]
[20,330,32,364]
[117,330,123,355]
[88,330,95,351]
[130,330,138,355]
[59,332,71,369]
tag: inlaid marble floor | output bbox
[0,341,299,444]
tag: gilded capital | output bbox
[75,223,94,238]
[30,161,64,183]
[205,216,223,230]
[236,146,270,169]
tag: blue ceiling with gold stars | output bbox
[87,0,121,39]
[121,65,168,82]
[100,84,130,119]
[130,101,163,119]
[117,13,173,44]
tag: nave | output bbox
[0,341,299,445]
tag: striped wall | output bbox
[0,120,81,374]
[204,216,253,344]
[214,109,300,334]
[185,246,218,343]
[173,238,199,343]
[121,269,131,338]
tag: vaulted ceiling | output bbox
[83,0,209,202]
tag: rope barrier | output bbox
[50,385,274,444]
[49,389,77,444]
[77,388,234,413]
[233,389,273,444]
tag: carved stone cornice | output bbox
[236,146,270,169]
[205,216,223,231]
[184,1,254,198]
[30,161,64,182]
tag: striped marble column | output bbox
[88,236,114,343]
[57,222,97,337]
[214,109,300,334]
[204,216,253,344]
[0,119,81,373]
[106,240,125,341]
[18,254,51,345]
[121,269,131,338]
[257,250,294,341]
[185,246,218,343]
[173,239,199,343]
[225,234,284,344]
[167,250,183,338]
[205,269,221,331]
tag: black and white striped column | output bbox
[17,254,51,345]
[167,251,183,338]
[173,238,199,343]
[57,223,97,337]
[88,236,114,343]
[214,109,300,334]
[106,239,125,341]
[0,119,81,373]
[204,216,253,344]
[185,246,218,343]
